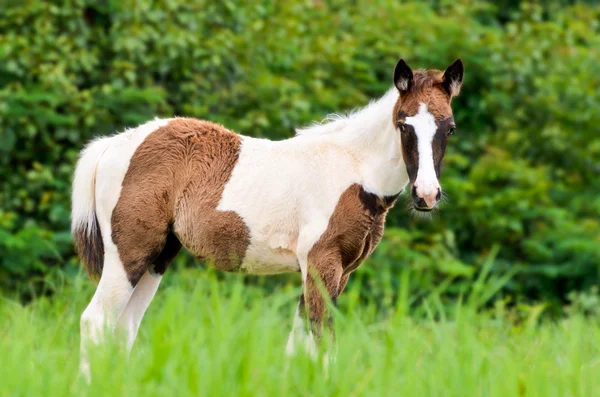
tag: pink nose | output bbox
[411,185,441,209]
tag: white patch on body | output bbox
[217,135,360,275]
[405,103,440,199]
[217,88,410,276]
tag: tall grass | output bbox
[1,268,599,396]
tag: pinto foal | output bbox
[72,58,464,374]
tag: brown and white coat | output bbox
[72,59,463,376]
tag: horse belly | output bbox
[240,235,300,274]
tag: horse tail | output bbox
[71,136,113,280]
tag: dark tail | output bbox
[71,136,113,280]
[72,213,104,280]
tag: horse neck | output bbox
[298,88,408,196]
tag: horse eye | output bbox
[398,123,407,133]
[447,126,456,136]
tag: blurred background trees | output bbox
[1,0,598,312]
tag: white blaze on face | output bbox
[405,103,440,206]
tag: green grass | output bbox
[1,269,599,397]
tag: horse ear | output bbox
[442,59,464,97]
[393,59,413,95]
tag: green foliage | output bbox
[0,1,598,309]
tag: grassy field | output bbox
[1,269,599,397]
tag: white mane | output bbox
[295,87,399,140]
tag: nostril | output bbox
[411,185,418,199]
[436,189,442,201]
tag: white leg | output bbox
[116,271,162,352]
[80,247,134,381]
[286,257,317,358]
[285,295,318,358]
[286,295,307,355]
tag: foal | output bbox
[72,58,464,373]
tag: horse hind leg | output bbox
[115,233,182,352]
[81,199,178,379]
[79,243,135,381]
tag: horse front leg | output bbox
[304,252,343,353]
[285,294,307,355]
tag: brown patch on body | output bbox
[304,184,398,335]
[111,118,250,286]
